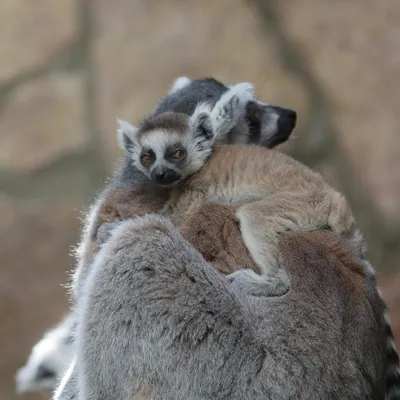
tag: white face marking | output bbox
[15,318,75,393]
[261,112,279,136]
[140,129,186,161]
[132,129,193,184]
[132,124,216,183]
[254,101,280,139]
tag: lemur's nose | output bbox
[151,167,181,186]
[155,171,166,180]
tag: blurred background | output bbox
[0,0,399,398]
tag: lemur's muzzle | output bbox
[151,167,181,186]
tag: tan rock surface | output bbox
[0,199,81,400]
[0,0,78,82]
[93,0,309,164]
[0,74,87,173]
[276,0,400,219]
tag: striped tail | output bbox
[384,309,400,400]
[360,258,400,400]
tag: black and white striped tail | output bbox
[362,259,400,399]
[384,309,400,400]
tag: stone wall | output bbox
[0,1,399,398]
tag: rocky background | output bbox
[0,0,399,398]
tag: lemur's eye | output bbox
[140,153,153,166]
[172,149,186,160]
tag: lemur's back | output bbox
[170,144,337,221]
[166,144,362,267]
[186,144,326,194]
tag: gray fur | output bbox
[56,215,387,400]
[54,358,78,400]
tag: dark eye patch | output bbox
[140,148,156,166]
[165,144,186,162]
[36,365,56,380]
[141,148,155,158]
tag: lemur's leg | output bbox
[229,192,331,297]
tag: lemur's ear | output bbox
[189,102,215,149]
[210,82,254,139]
[116,119,139,155]
[169,76,191,94]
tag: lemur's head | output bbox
[117,110,216,187]
[15,317,75,394]
[117,83,254,187]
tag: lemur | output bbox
[20,75,298,396]
[74,81,400,398]
[153,76,296,148]
[60,215,392,399]
[15,313,75,394]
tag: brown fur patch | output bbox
[96,189,360,278]
[180,203,260,275]
[100,189,258,275]
[100,186,170,223]
[279,230,366,293]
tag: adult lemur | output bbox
[62,216,393,400]
[18,76,297,395]
[56,77,400,399]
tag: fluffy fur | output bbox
[57,216,389,400]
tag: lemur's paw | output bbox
[227,268,289,297]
